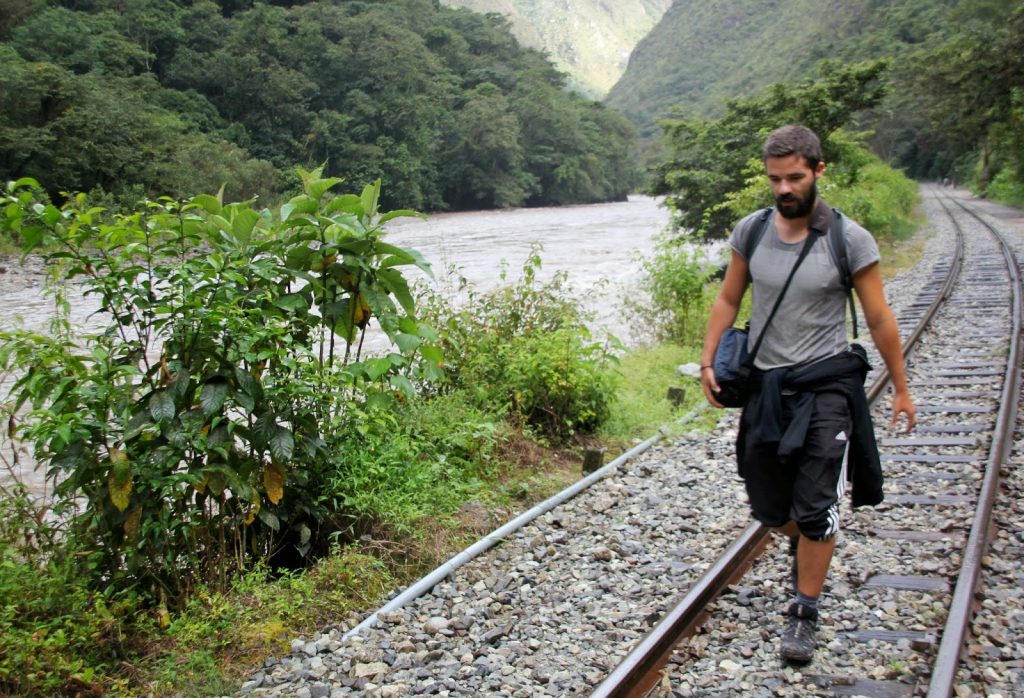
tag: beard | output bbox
[776,180,817,219]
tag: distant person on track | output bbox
[699,124,916,663]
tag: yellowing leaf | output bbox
[124,506,142,538]
[243,491,261,526]
[156,605,170,631]
[108,449,132,512]
[264,461,285,505]
[312,253,337,271]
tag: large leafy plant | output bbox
[0,170,441,604]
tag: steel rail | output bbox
[592,189,968,698]
[924,195,1024,697]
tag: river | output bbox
[383,194,670,346]
[0,195,673,496]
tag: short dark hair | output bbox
[762,125,823,170]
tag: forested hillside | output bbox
[439,0,672,98]
[606,0,960,134]
[0,0,638,209]
[608,0,1023,197]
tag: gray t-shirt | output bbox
[729,208,880,369]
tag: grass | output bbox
[598,342,711,450]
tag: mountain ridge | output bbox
[439,0,672,98]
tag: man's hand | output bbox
[891,391,916,433]
[701,366,725,408]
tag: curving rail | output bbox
[923,195,1024,698]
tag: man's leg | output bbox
[780,391,851,663]
[796,535,835,597]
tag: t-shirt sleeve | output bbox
[729,212,763,260]
[846,219,881,274]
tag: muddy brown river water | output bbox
[0,195,675,496]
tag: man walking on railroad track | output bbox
[699,124,916,663]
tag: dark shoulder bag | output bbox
[712,226,820,407]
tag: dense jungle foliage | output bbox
[610,0,1024,204]
[0,0,639,210]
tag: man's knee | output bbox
[795,520,836,541]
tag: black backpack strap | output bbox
[827,208,858,338]
[743,207,774,282]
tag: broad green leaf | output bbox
[269,426,294,463]
[12,177,40,189]
[307,176,344,201]
[378,242,434,278]
[419,344,444,365]
[123,411,152,441]
[258,507,280,532]
[390,374,415,398]
[324,194,362,217]
[235,367,264,402]
[364,357,392,381]
[199,379,229,416]
[285,245,316,271]
[253,411,277,448]
[149,391,176,423]
[395,332,421,353]
[273,292,310,313]
[378,268,415,314]
[191,194,222,215]
[378,209,427,224]
[360,179,381,219]
[230,207,261,243]
[286,195,318,217]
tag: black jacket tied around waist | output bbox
[737,345,884,508]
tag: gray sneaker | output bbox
[780,603,818,663]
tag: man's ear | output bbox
[815,161,826,177]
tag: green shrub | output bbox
[0,171,441,604]
[824,159,919,241]
[416,246,618,442]
[324,396,502,533]
[631,232,718,345]
[985,168,1024,207]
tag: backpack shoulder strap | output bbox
[827,208,859,338]
[743,207,773,281]
[827,208,851,291]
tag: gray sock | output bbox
[795,591,819,613]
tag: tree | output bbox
[649,59,889,238]
[442,83,535,208]
[895,1,1024,188]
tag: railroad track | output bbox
[595,187,1023,698]
[240,189,1024,698]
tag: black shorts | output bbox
[738,391,852,540]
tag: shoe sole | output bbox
[780,646,814,663]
